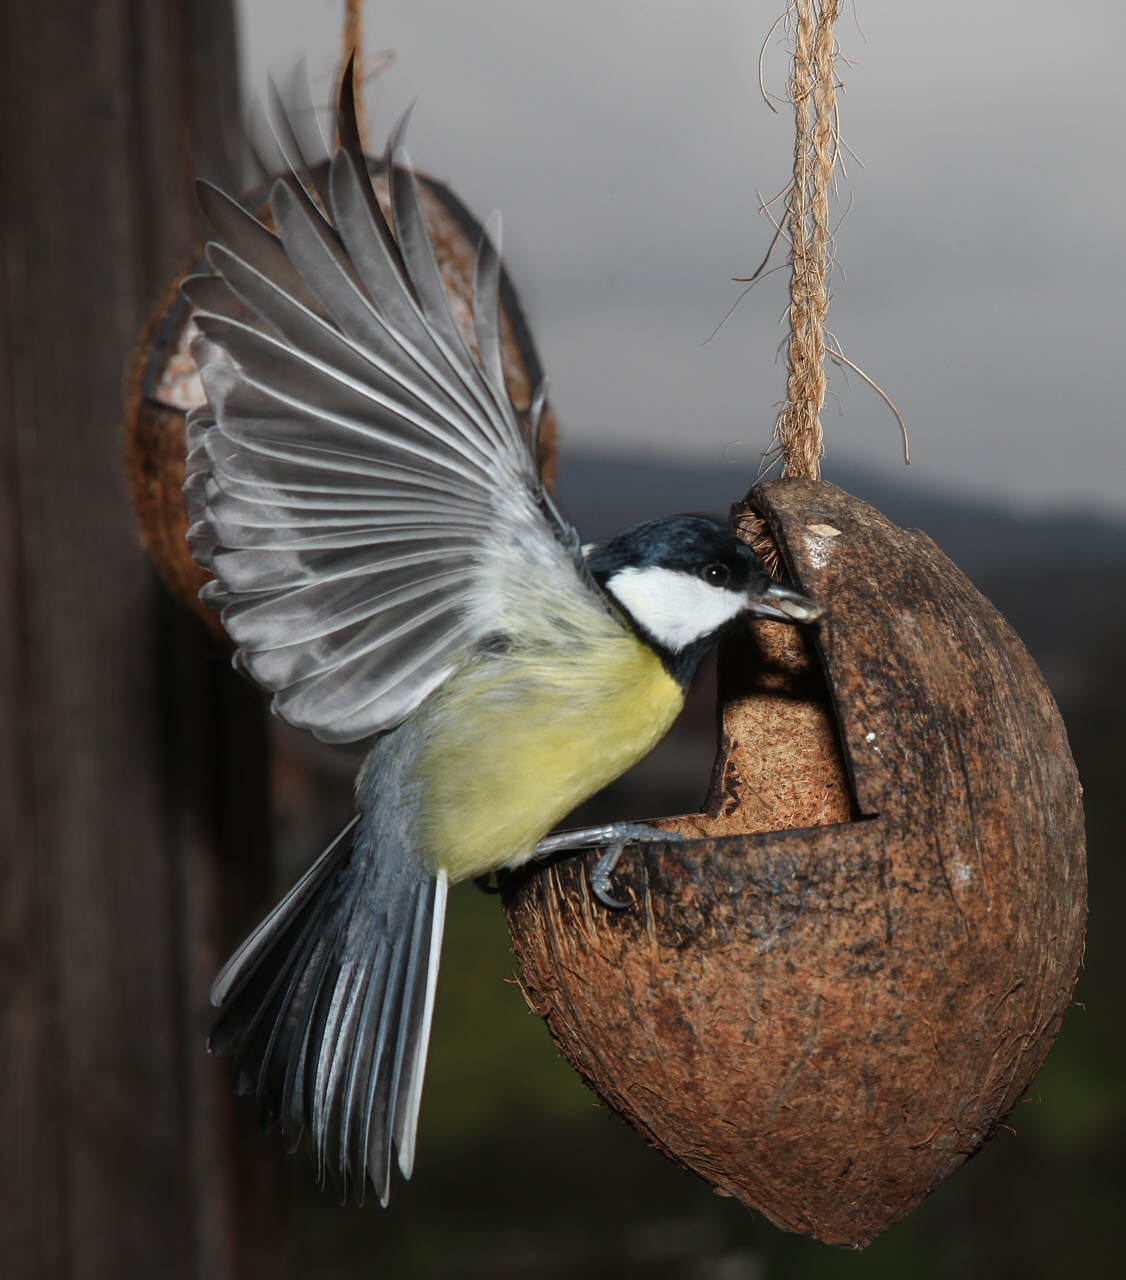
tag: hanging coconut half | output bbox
[502,478,1086,1247]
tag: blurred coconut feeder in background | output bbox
[124,156,558,641]
[124,0,1086,1251]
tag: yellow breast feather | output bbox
[414,617,684,882]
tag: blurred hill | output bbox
[555,449,1126,705]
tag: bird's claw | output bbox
[588,842,632,910]
[533,821,680,912]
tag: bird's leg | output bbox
[533,821,676,858]
[533,822,679,910]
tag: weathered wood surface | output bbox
[503,479,1086,1247]
[0,4,290,1276]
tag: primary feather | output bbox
[185,58,590,744]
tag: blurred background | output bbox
[2,2,1122,1277]
[238,0,1126,520]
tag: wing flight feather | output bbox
[185,56,585,742]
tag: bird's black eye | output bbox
[702,562,730,588]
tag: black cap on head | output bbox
[585,515,772,593]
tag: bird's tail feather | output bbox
[209,816,447,1204]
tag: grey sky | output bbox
[238,1,1125,517]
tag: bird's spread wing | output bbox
[184,59,584,743]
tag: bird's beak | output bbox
[744,582,823,624]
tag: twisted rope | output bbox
[774,0,840,481]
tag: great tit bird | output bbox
[183,62,820,1204]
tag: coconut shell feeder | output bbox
[503,479,1085,1245]
[502,2,1085,1246]
[125,7,1086,1254]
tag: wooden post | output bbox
[0,3,291,1276]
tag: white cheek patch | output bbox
[604,565,748,651]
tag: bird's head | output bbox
[585,515,821,683]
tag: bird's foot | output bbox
[588,841,631,909]
[533,822,679,910]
